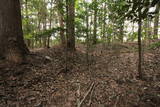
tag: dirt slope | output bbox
[0,44,160,107]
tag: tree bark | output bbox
[86,6,89,65]
[102,3,107,41]
[119,22,124,43]
[25,0,31,48]
[43,17,47,48]
[66,0,75,51]
[93,0,98,44]
[138,12,142,79]
[153,2,160,38]
[56,0,66,46]
[0,0,29,63]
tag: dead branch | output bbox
[87,83,95,106]
[77,82,95,107]
[77,82,81,105]
[114,95,120,107]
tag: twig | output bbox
[77,82,95,107]
[87,83,95,106]
[114,95,120,107]
[77,82,81,105]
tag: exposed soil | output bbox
[0,43,160,107]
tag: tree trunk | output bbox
[59,16,66,46]
[153,2,160,38]
[102,3,107,40]
[0,0,29,63]
[144,19,148,40]
[25,0,31,48]
[93,0,98,44]
[56,0,66,46]
[66,0,75,51]
[86,6,89,65]
[119,23,124,43]
[43,18,47,48]
[138,12,142,79]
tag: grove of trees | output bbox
[0,0,159,78]
[0,0,160,106]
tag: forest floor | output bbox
[0,43,160,107]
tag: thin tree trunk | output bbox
[47,16,52,48]
[93,0,98,45]
[59,14,66,46]
[138,12,142,79]
[153,2,160,38]
[102,3,107,41]
[86,6,89,66]
[148,19,153,40]
[56,0,65,45]
[25,0,31,48]
[89,15,93,40]
[43,17,47,48]
[144,19,148,40]
[119,22,124,43]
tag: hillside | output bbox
[0,43,160,107]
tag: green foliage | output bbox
[122,0,160,21]
[21,0,160,48]
[127,32,138,41]
[24,33,33,40]
[149,41,160,49]
[33,27,62,39]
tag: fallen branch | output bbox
[77,82,81,105]
[77,82,95,107]
[114,95,120,107]
[87,83,95,106]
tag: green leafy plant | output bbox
[149,41,160,49]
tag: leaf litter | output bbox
[0,44,160,107]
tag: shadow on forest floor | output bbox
[0,43,160,107]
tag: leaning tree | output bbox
[0,0,29,63]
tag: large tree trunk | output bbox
[66,0,75,51]
[153,2,160,38]
[0,0,29,63]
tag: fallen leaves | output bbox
[0,44,160,107]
